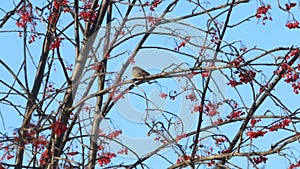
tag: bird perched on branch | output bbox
[132,66,150,79]
[131,66,159,86]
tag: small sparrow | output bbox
[132,66,150,79]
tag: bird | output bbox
[132,66,150,79]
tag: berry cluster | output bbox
[229,55,245,67]
[226,110,245,119]
[212,118,223,125]
[286,21,299,29]
[185,93,197,101]
[147,15,161,26]
[288,160,300,169]
[176,155,191,163]
[239,70,256,84]
[227,69,256,87]
[285,2,297,11]
[79,1,99,22]
[16,3,41,44]
[205,102,222,117]
[250,155,268,164]
[255,5,272,25]
[51,120,67,137]
[274,49,300,94]
[209,28,220,45]
[97,153,116,167]
[49,37,64,50]
[250,118,261,127]
[214,137,227,145]
[269,119,291,132]
[150,0,162,11]
[246,130,267,139]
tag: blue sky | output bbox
[0,1,300,168]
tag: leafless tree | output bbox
[0,0,300,169]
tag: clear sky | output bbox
[0,1,300,169]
